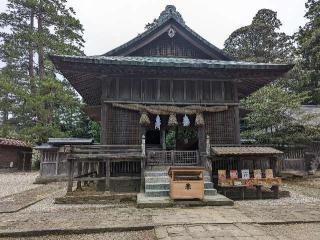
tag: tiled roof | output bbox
[51,55,293,71]
[48,138,94,145]
[211,146,283,156]
[0,138,32,148]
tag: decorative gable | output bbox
[104,5,232,61]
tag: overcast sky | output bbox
[1,0,308,56]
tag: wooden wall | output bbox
[0,146,32,170]
[130,33,212,59]
[103,78,235,104]
[102,105,141,145]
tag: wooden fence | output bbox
[146,150,199,166]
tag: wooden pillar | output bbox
[67,159,74,193]
[96,160,106,192]
[105,159,110,191]
[140,135,146,193]
[22,152,26,172]
[76,161,83,190]
[197,127,206,154]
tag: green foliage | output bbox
[225,7,317,144]
[165,130,176,149]
[224,9,295,63]
[296,0,320,104]
[176,127,197,142]
[0,0,100,144]
[241,85,310,144]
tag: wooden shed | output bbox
[0,138,32,171]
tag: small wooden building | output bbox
[35,138,94,182]
[50,5,293,193]
[0,138,32,171]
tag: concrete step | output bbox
[145,182,214,190]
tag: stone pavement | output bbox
[1,182,320,239]
[155,223,278,240]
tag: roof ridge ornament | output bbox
[158,5,185,25]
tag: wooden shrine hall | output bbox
[50,5,292,199]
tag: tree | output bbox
[296,0,320,104]
[224,9,295,63]
[0,0,99,144]
[224,9,313,144]
[241,85,310,144]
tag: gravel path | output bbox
[0,172,39,198]
[4,230,156,240]
[263,223,320,240]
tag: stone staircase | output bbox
[144,169,217,198]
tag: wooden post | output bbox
[96,160,106,192]
[206,135,210,156]
[55,152,59,175]
[140,157,145,193]
[171,150,175,165]
[22,152,26,172]
[67,159,74,193]
[141,135,146,157]
[105,159,110,191]
[76,161,83,191]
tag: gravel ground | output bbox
[263,223,320,240]
[4,230,156,240]
[0,172,39,198]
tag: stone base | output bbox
[34,175,68,184]
[110,177,141,192]
[137,193,234,208]
[218,188,290,200]
[55,191,137,204]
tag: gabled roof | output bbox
[103,5,232,60]
[211,146,283,156]
[0,138,32,148]
[47,138,94,145]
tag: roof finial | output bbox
[158,5,185,25]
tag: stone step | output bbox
[145,188,217,197]
[145,171,210,177]
[145,175,211,183]
[145,182,214,190]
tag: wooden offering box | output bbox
[168,167,205,200]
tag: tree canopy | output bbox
[0,0,100,144]
[224,6,319,144]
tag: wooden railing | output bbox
[146,150,199,166]
[65,144,143,192]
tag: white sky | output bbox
[0,0,308,56]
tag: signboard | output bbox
[265,169,274,179]
[254,169,262,179]
[241,169,250,179]
[230,170,238,179]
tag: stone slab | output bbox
[137,193,233,208]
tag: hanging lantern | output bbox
[168,114,178,127]
[182,114,190,127]
[195,113,205,127]
[139,112,150,126]
[155,115,161,130]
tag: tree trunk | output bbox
[37,1,44,82]
[29,9,35,93]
